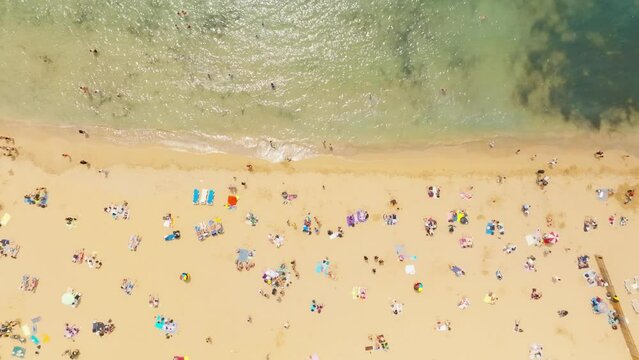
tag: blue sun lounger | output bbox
[193,189,200,205]
[206,190,215,205]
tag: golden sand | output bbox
[0,123,638,359]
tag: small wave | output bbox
[98,126,318,162]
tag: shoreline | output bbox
[1,120,639,177]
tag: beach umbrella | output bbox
[227,195,238,206]
[180,273,191,283]
[413,282,423,293]
[542,232,559,245]
[61,292,75,307]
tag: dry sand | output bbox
[1,123,638,359]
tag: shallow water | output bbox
[0,0,637,160]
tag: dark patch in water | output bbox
[72,4,95,27]
[519,0,639,128]
[199,7,240,37]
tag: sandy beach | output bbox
[1,123,639,360]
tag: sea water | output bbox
[0,0,637,160]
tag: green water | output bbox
[0,0,637,160]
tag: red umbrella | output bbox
[227,195,238,206]
[543,231,559,245]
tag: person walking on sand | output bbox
[62,153,72,161]
[0,136,15,144]
[78,129,89,138]
[80,160,91,169]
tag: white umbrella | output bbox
[61,292,75,306]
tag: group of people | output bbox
[23,187,48,208]
[0,239,20,259]
[0,136,17,159]
[104,201,130,220]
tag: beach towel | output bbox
[450,265,464,277]
[459,237,473,248]
[92,322,105,333]
[315,262,329,275]
[356,210,369,223]
[0,213,10,227]
[39,194,48,207]
[583,270,597,287]
[163,321,178,334]
[525,234,540,246]
[199,189,208,205]
[352,287,367,300]
[394,245,413,261]
[155,316,165,330]
[596,189,610,201]
[21,325,31,337]
[237,249,252,262]
[30,335,40,345]
[12,346,25,358]
[459,192,473,200]
[346,215,356,227]
[404,264,415,275]
[206,190,215,205]
[192,189,200,204]
[164,231,180,241]
[485,223,494,235]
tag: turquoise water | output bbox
[0,0,637,160]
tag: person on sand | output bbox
[62,153,72,161]
[530,288,542,300]
[148,295,159,308]
[97,169,110,178]
[435,320,451,331]
[62,349,81,359]
[514,320,523,332]
[624,189,635,204]
[0,136,15,144]
[78,129,88,138]
[594,150,604,159]
[246,164,254,172]
[80,160,91,168]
